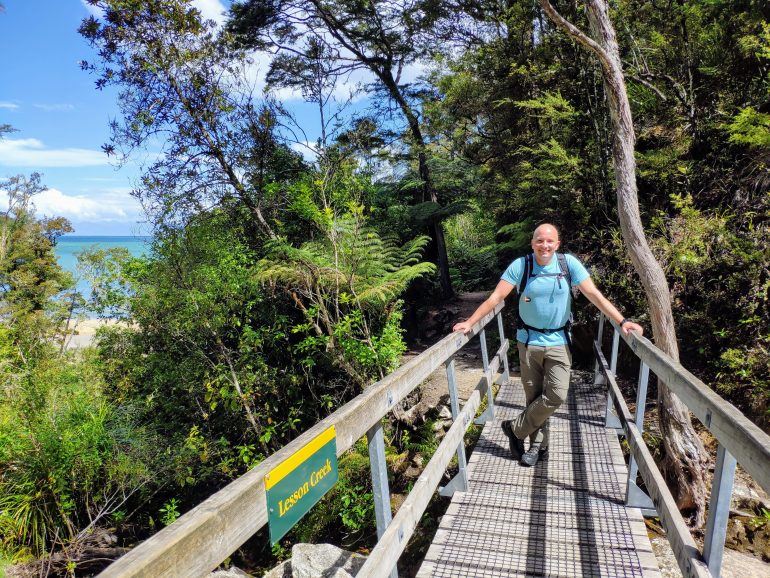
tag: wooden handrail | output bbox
[596,342,710,578]
[98,303,506,578]
[608,319,770,495]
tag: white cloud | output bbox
[33,103,75,112]
[81,0,226,27]
[80,0,104,19]
[0,102,19,110]
[192,0,227,27]
[32,187,142,223]
[0,138,108,168]
[290,141,319,162]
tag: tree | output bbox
[257,176,436,387]
[227,0,455,298]
[537,0,708,525]
[79,0,307,242]
[0,173,74,354]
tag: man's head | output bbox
[531,223,561,264]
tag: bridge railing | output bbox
[595,315,770,578]
[99,302,510,578]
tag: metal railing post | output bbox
[625,361,655,514]
[627,361,649,481]
[439,357,469,497]
[594,314,606,385]
[496,312,510,385]
[703,444,737,578]
[367,420,398,578]
[475,328,495,424]
[605,327,622,429]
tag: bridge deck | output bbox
[417,374,661,577]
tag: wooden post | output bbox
[626,361,655,514]
[475,328,495,424]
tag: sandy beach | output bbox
[66,318,128,348]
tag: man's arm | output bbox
[452,279,516,334]
[577,278,644,335]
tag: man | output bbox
[453,223,643,467]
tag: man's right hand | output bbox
[453,321,473,334]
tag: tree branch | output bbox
[537,0,613,73]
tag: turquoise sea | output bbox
[55,236,151,297]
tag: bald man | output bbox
[453,223,642,467]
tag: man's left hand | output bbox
[622,321,643,336]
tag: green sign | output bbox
[265,425,338,544]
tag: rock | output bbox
[210,568,253,578]
[649,536,680,578]
[412,454,424,468]
[728,519,749,548]
[432,420,445,432]
[290,543,366,578]
[721,547,770,577]
[732,478,770,512]
[262,560,292,578]
[438,406,452,420]
[651,535,770,577]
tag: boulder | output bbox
[262,560,292,578]
[290,543,366,578]
[438,406,453,420]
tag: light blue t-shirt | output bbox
[501,253,590,347]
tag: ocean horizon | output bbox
[55,235,151,299]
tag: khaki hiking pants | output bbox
[511,343,572,449]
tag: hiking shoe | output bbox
[520,445,548,467]
[501,420,525,461]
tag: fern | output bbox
[257,202,435,385]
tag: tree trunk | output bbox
[380,71,454,299]
[539,0,707,526]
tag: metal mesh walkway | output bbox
[417,375,661,577]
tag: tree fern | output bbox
[257,202,435,386]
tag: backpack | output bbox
[516,252,574,347]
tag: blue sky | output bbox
[1,1,145,235]
[0,1,383,236]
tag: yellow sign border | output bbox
[265,425,336,490]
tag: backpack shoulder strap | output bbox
[556,253,572,287]
[519,253,534,293]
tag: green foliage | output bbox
[0,174,75,354]
[159,498,181,526]
[0,351,151,559]
[257,165,435,385]
[650,193,729,281]
[444,202,501,291]
[725,107,770,148]
[94,215,304,493]
[511,92,577,123]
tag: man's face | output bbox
[531,226,560,263]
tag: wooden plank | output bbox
[609,319,770,495]
[99,307,506,577]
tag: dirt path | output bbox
[398,291,516,421]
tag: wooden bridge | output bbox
[98,303,770,578]
[417,373,659,577]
